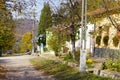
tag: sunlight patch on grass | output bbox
[30,58,113,80]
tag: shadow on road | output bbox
[0,55,54,80]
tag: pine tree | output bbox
[38,2,52,50]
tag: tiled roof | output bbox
[87,7,120,16]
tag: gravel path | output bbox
[0,55,54,80]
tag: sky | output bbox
[34,0,61,20]
[10,0,44,20]
[9,0,61,20]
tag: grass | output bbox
[30,57,113,80]
[0,65,7,80]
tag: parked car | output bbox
[6,50,12,55]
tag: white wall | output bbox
[66,23,94,51]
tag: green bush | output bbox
[47,32,66,56]
[102,58,120,72]
[47,35,59,56]
[112,35,119,47]
[103,35,109,46]
[96,36,101,46]
[62,52,73,62]
[60,50,80,63]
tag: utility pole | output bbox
[80,0,87,72]
[31,9,36,55]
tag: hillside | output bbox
[14,19,38,37]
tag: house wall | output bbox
[65,24,94,53]
[95,14,120,49]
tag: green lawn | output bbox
[30,58,113,80]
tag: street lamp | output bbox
[39,34,44,54]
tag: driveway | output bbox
[0,55,54,80]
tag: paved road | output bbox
[0,55,54,80]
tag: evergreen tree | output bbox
[38,2,52,50]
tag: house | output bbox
[88,7,120,59]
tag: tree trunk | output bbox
[70,34,75,59]
[0,46,2,57]
[70,24,76,59]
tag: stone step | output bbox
[92,57,106,63]
[86,68,120,80]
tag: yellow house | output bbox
[88,7,120,58]
[88,7,120,49]
[95,14,120,49]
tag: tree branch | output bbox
[102,0,120,31]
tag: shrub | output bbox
[62,52,73,62]
[47,32,66,56]
[112,35,119,47]
[101,58,120,72]
[103,35,109,46]
[47,35,59,56]
[86,58,94,68]
[96,36,101,46]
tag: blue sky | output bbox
[11,0,61,20]
[11,0,44,20]
[33,0,61,20]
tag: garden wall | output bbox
[93,47,120,59]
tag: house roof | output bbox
[87,6,120,31]
[87,7,120,17]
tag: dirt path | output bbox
[0,55,54,80]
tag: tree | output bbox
[20,32,32,53]
[0,0,16,55]
[87,0,120,30]
[38,2,52,50]
[51,0,82,59]
[47,25,70,56]
[49,0,120,58]
[5,0,37,19]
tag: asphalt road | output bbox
[0,55,54,80]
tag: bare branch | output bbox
[102,0,120,31]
